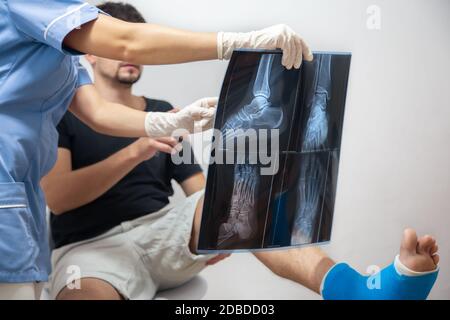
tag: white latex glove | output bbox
[217,24,313,69]
[144,97,218,137]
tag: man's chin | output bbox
[117,77,140,85]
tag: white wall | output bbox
[89,0,450,299]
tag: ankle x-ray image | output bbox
[198,50,351,252]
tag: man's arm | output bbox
[64,15,217,65]
[41,137,178,215]
[179,172,206,197]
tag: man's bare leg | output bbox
[254,248,334,294]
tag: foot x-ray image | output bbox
[198,50,351,252]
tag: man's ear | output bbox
[85,54,97,66]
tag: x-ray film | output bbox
[198,50,351,252]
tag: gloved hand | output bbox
[144,97,218,137]
[217,24,313,69]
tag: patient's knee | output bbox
[189,195,204,253]
[56,278,123,300]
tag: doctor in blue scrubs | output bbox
[0,0,311,298]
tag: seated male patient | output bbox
[42,2,440,300]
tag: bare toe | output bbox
[432,254,440,265]
[400,228,418,254]
[418,235,435,254]
[431,244,438,255]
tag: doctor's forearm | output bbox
[70,85,149,137]
[123,24,218,65]
[64,15,218,64]
[91,102,148,137]
[70,100,147,138]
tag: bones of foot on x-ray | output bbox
[218,165,259,245]
[218,54,282,245]
[291,55,332,244]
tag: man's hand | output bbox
[218,24,313,69]
[127,137,181,162]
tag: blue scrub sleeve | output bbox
[7,0,102,54]
[74,57,92,87]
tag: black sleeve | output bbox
[56,114,73,150]
[170,140,204,183]
[146,99,175,113]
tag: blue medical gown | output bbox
[0,0,102,282]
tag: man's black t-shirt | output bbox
[50,98,202,249]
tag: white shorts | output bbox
[48,190,217,300]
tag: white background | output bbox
[87,0,450,299]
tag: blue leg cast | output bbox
[322,261,439,300]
